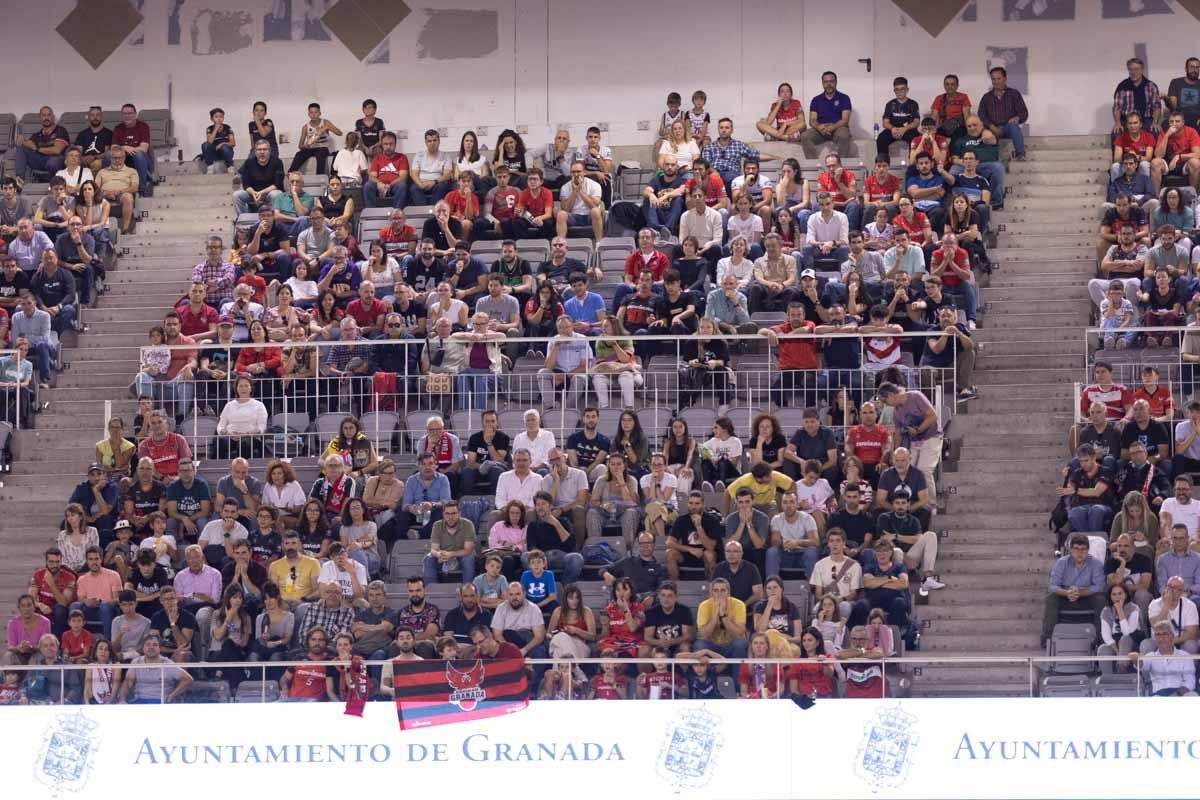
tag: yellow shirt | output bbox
[696,596,747,646]
[97,165,138,195]
[725,471,793,506]
[268,555,321,603]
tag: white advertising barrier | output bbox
[8,697,1200,799]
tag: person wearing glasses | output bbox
[1131,622,1199,696]
[1041,533,1106,647]
[400,453,452,539]
[836,625,886,698]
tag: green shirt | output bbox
[272,190,314,217]
[951,135,999,164]
[430,519,477,552]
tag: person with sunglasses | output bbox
[266,530,321,612]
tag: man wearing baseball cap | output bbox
[66,462,119,545]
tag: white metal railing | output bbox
[0,652,1171,703]
[1082,324,1195,404]
[136,332,958,462]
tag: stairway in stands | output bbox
[912,135,1106,695]
[0,164,231,605]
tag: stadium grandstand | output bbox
[2,3,1200,797]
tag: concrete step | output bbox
[148,183,235,198]
[985,275,1091,289]
[960,396,1074,415]
[907,663,1038,688]
[983,298,1091,315]
[983,311,1092,328]
[132,221,230,236]
[1008,184,1105,199]
[993,220,1094,235]
[920,634,1043,652]
[990,233,1094,250]
[140,195,235,212]
[11,458,98,477]
[988,246,1094,261]
[982,285,1089,301]
[938,542,1055,561]
[1027,135,1109,150]
[978,352,1084,369]
[974,326,1085,344]
[920,602,1042,621]
[960,442,1064,459]
[977,340,1084,357]
[1005,196,1102,211]
[919,618,1035,636]
[82,308,168,324]
[75,332,161,348]
[1007,171,1105,186]
[954,411,1071,433]
[936,511,1047,528]
[993,259,1095,274]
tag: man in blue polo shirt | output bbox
[800,71,853,159]
[562,272,606,335]
[904,153,950,232]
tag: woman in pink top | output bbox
[487,500,528,580]
[6,594,52,665]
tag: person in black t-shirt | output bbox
[149,586,199,663]
[355,100,387,155]
[127,550,170,618]
[667,491,724,580]
[1119,400,1169,466]
[784,409,839,483]
[643,582,694,654]
[463,409,512,494]
[565,407,611,481]
[403,239,445,296]
[0,254,32,311]
[1061,445,1114,533]
[827,484,876,557]
[75,107,114,172]
[1070,401,1122,475]
[875,77,921,163]
[1103,533,1155,614]
[201,108,237,174]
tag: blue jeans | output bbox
[349,548,382,578]
[408,181,451,206]
[693,637,749,658]
[852,593,909,627]
[49,304,77,334]
[456,368,498,411]
[364,180,409,209]
[28,339,54,382]
[802,244,850,270]
[521,550,583,584]
[1100,316,1138,348]
[839,200,863,231]
[1068,503,1110,533]
[765,545,819,578]
[944,282,978,323]
[233,189,280,216]
[794,208,813,232]
[201,142,235,168]
[15,148,65,179]
[645,196,685,232]
[132,372,195,419]
[1000,121,1025,156]
[422,552,477,585]
[70,600,115,635]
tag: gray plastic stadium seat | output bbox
[235,680,281,703]
[1045,623,1096,675]
[184,680,231,703]
[1092,674,1139,697]
[1040,674,1090,698]
[359,411,400,454]
[515,239,550,263]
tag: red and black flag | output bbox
[392,658,529,729]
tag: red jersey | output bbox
[379,225,417,247]
[164,335,197,380]
[369,153,409,185]
[31,566,76,608]
[487,187,521,221]
[930,247,970,287]
[685,173,727,207]
[589,673,628,700]
[113,121,151,149]
[843,663,886,698]
[345,298,388,329]
[912,135,949,163]
[174,302,219,338]
[636,670,684,699]
[237,274,267,304]
[817,170,856,204]
[289,660,328,699]
[1080,382,1132,420]
[772,99,803,124]
[846,424,890,466]
[863,173,900,202]
[623,249,671,282]
[932,92,971,122]
[892,211,931,245]
[138,433,192,478]
[1132,386,1175,419]
[421,433,457,467]
[61,628,94,661]
[788,660,835,698]
[446,190,479,220]
[1115,129,1155,156]
[773,320,818,370]
[1159,126,1200,160]
[517,186,554,218]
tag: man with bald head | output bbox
[1105,532,1154,618]
[215,456,263,531]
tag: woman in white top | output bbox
[717,236,756,290]
[426,281,468,329]
[340,498,381,578]
[261,459,307,528]
[454,130,490,182]
[74,179,111,258]
[658,120,700,172]
[83,638,121,704]
[57,503,100,573]
[56,146,94,191]
[1098,583,1145,672]
[361,241,403,302]
[216,376,269,457]
[280,260,319,308]
[698,416,743,488]
[331,131,369,187]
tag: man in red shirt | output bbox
[174,283,219,340]
[131,312,197,423]
[1079,361,1132,421]
[379,209,417,251]
[513,167,555,240]
[1151,111,1200,193]
[928,234,977,329]
[479,165,522,240]
[862,156,901,227]
[364,132,409,209]
[469,623,523,660]
[931,74,971,141]
[845,401,892,485]
[612,228,669,313]
[1129,365,1175,423]
[816,152,861,230]
[908,117,949,170]
[445,172,482,228]
[762,302,817,408]
[1111,112,1155,181]
[137,411,193,482]
[345,280,389,338]
[684,159,730,220]
[108,103,154,197]
[29,547,76,635]
[282,627,332,700]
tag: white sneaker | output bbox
[921,575,946,591]
[967,320,977,331]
